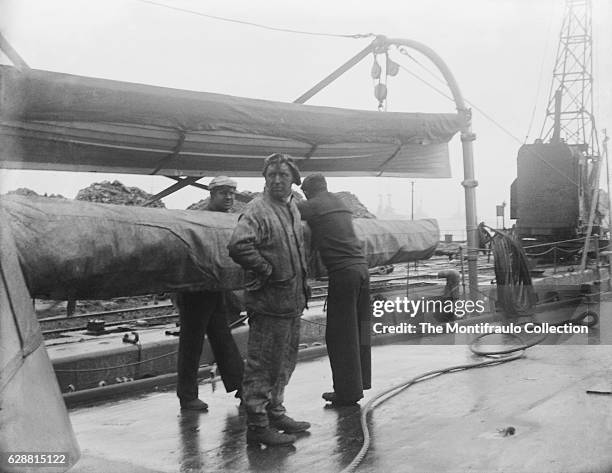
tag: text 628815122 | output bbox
[2,452,70,467]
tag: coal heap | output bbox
[76,180,165,208]
[6,188,66,199]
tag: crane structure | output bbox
[540,0,599,158]
[511,0,607,248]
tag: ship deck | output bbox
[67,298,612,473]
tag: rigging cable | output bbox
[133,0,374,39]
[393,49,580,187]
[524,0,558,144]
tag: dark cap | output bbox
[262,153,301,185]
[301,173,327,193]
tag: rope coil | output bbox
[489,229,536,317]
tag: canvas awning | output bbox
[0,65,464,177]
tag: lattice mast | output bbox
[540,0,599,158]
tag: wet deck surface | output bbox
[68,299,612,473]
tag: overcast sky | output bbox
[1,0,611,236]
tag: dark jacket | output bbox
[228,193,309,317]
[298,191,367,273]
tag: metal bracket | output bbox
[376,144,403,175]
[461,179,478,188]
[461,131,477,142]
[163,176,253,204]
[143,176,203,206]
[149,129,186,175]
[0,32,29,69]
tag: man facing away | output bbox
[298,173,372,406]
[228,153,311,446]
[176,176,245,411]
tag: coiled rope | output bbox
[489,228,536,317]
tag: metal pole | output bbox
[411,181,415,220]
[459,246,466,298]
[603,130,611,240]
[382,37,479,300]
[294,39,380,104]
[0,32,29,69]
[579,154,602,270]
[142,176,203,206]
[405,263,410,298]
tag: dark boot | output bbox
[180,398,209,411]
[322,392,359,406]
[246,426,296,446]
[269,414,311,433]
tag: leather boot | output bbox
[180,398,209,411]
[246,426,296,446]
[322,392,359,406]
[269,414,311,433]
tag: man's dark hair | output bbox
[301,173,327,194]
[262,153,301,185]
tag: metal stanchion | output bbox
[459,246,466,298]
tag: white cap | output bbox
[209,176,237,190]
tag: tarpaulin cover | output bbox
[354,218,439,266]
[0,65,463,177]
[0,223,80,472]
[0,196,439,300]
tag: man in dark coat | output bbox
[298,173,371,405]
[228,154,311,446]
[176,176,245,411]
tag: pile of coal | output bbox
[76,180,165,208]
[186,198,210,211]
[5,188,66,199]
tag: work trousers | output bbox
[242,313,301,427]
[176,291,244,402]
[326,264,371,400]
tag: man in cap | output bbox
[228,153,311,446]
[175,175,245,411]
[298,173,371,406]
